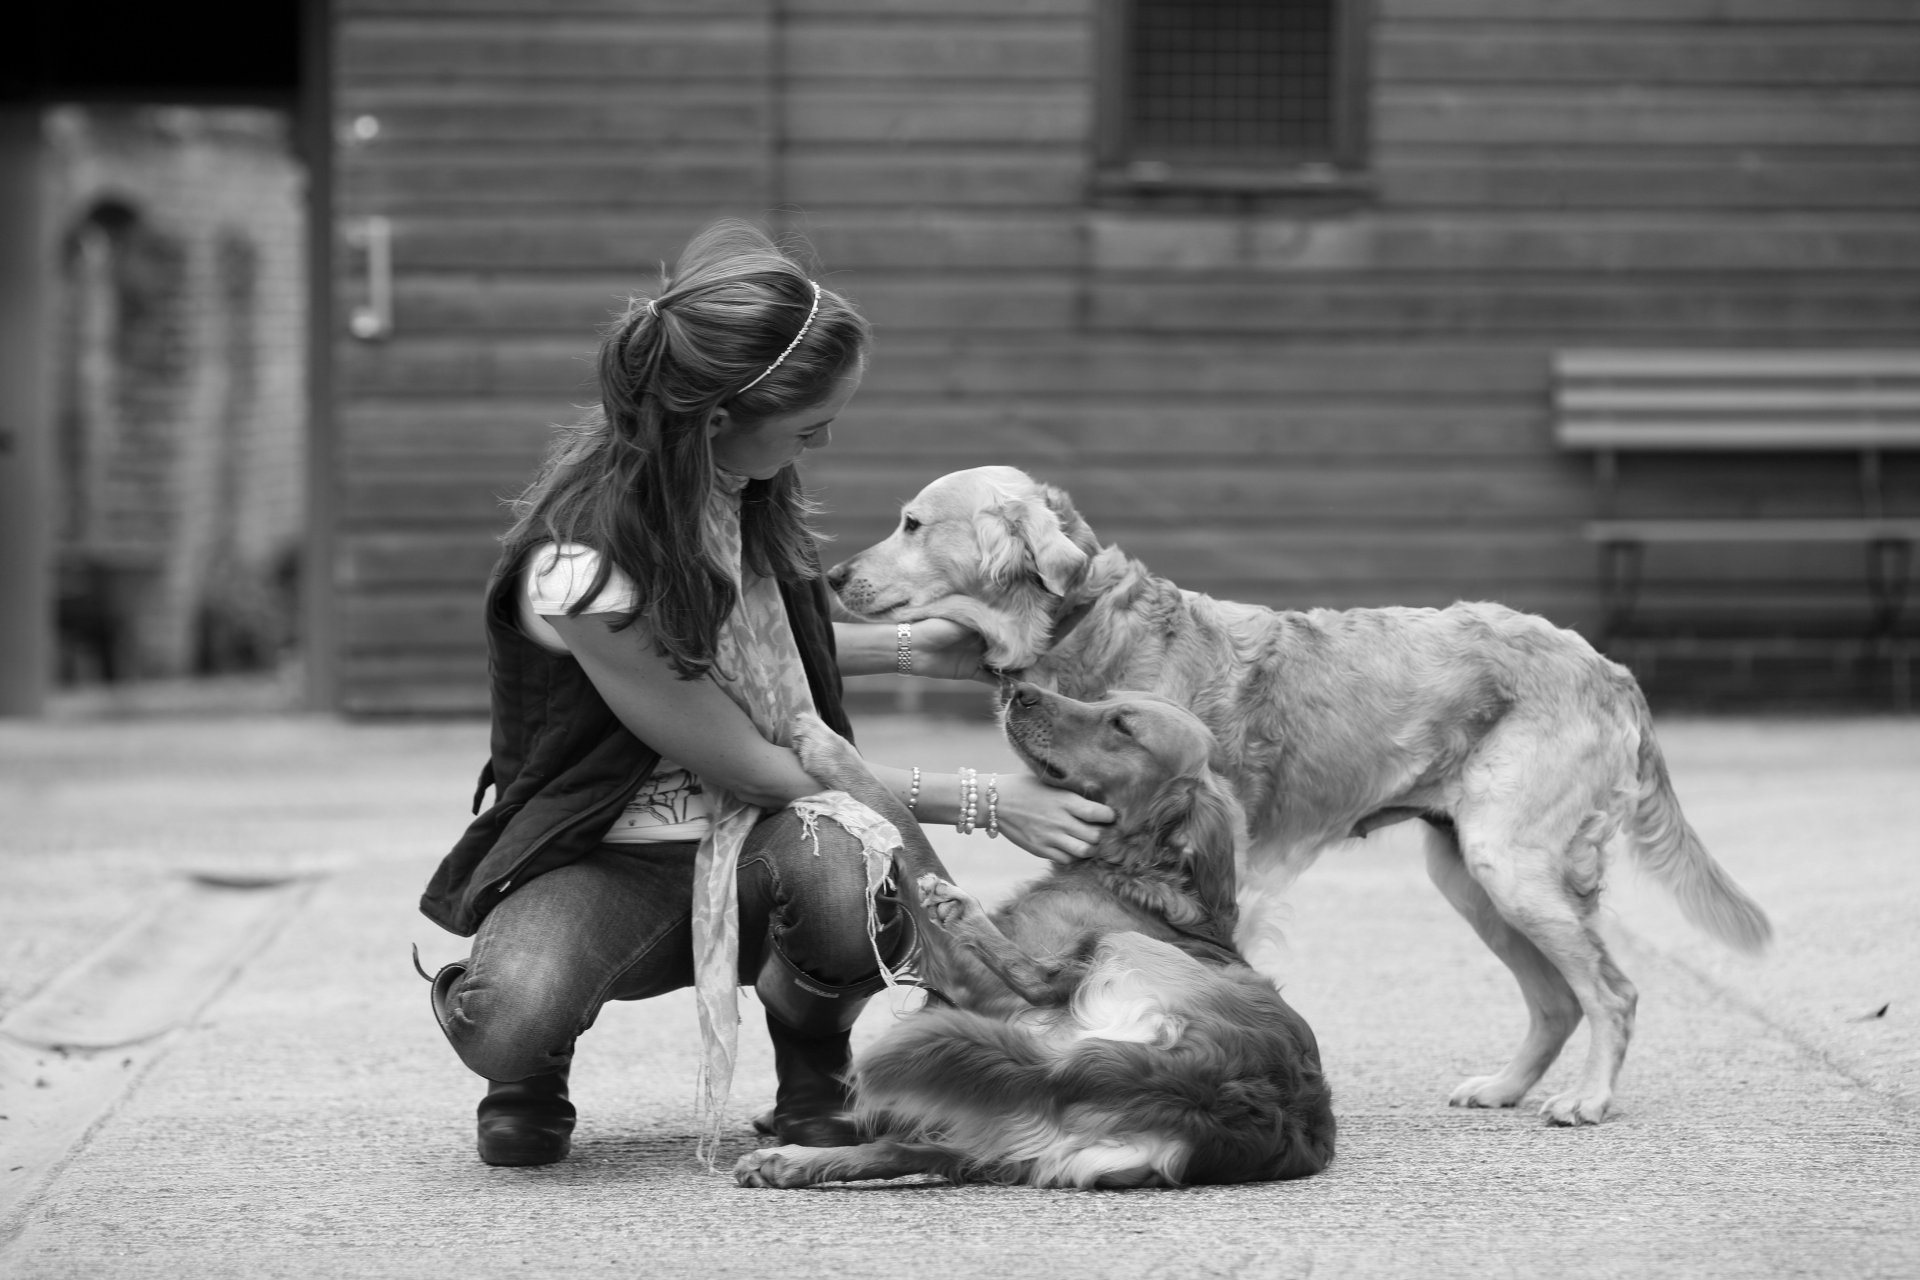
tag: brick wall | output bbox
[45,106,306,680]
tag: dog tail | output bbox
[1623,692,1772,955]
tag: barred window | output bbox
[1098,0,1369,192]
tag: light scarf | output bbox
[688,473,903,1164]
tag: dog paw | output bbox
[1538,1090,1611,1126]
[734,1145,817,1189]
[788,713,863,788]
[1447,1075,1529,1109]
[915,873,975,928]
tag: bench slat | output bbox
[1585,519,1920,544]
[1560,388,1920,413]
[1558,420,1920,449]
[1555,350,1920,380]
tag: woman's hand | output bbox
[905,618,995,684]
[987,770,1114,864]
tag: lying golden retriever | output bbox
[734,685,1336,1189]
[825,465,1773,1126]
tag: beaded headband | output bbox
[735,280,822,395]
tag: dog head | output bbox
[826,466,1098,670]
[1000,681,1241,939]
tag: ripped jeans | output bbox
[437,806,907,1083]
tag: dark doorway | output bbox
[1,1,325,715]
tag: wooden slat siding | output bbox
[785,88,1090,146]
[339,19,770,81]
[334,2,781,710]
[1380,90,1920,150]
[338,0,765,12]
[785,24,1087,81]
[341,397,1547,460]
[339,580,1890,659]
[342,155,771,211]
[1088,278,1920,338]
[340,457,1595,528]
[334,92,770,144]
[1379,27,1920,87]
[335,0,1090,13]
[1378,0,1920,21]
[386,211,1079,270]
[782,149,1088,207]
[383,272,1920,340]
[787,1,1089,14]
[340,528,1906,597]
[1091,213,1920,274]
[388,273,1081,334]
[1379,151,1920,211]
[341,336,1551,398]
[342,338,600,398]
[331,0,1920,711]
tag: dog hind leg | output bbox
[1442,814,1637,1126]
[1423,821,1582,1110]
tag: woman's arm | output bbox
[550,612,1112,858]
[550,611,823,810]
[834,619,993,682]
[861,761,1112,865]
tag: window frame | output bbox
[1093,0,1373,200]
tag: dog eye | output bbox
[902,516,921,533]
[1110,713,1133,738]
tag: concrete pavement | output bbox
[1,706,1916,1279]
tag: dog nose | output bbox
[1012,682,1041,708]
[826,562,850,591]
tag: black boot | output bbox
[476,1069,575,1167]
[417,948,575,1167]
[751,906,915,1147]
[761,1011,863,1147]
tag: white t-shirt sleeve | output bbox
[518,542,644,653]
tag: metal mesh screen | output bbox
[1128,0,1335,156]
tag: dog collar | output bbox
[1047,597,1096,650]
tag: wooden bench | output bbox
[1552,350,1920,688]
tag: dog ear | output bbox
[1039,483,1101,559]
[988,494,1089,597]
[1144,771,1243,932]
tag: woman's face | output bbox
[708,364,864,481]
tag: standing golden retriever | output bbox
[825,465,1772,1126]
[734,686,1335,1189]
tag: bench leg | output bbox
[1866,540,1912,710]
[1599,540,1643,654]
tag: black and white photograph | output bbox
[2,1,1916,1276]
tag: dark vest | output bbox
[418,547,853,937]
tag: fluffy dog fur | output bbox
[826,465,1774,1126]
[733,687,1336,1190]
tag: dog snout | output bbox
[1010,681,1043,710]
[826,561,851,592]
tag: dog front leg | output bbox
[735,1140,969,1188]
[918,874,1082,1007]
[788,712,962,990]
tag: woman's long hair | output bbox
[501,220,870,678]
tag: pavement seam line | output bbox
[1609,918,1919,1116]
[0,875,321,1244]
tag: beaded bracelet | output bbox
[895,622,914,675]
[908,765,922,817]
[957,767,978,835]
[985,772,1000,839]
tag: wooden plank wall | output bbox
[332,0,1920,713]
